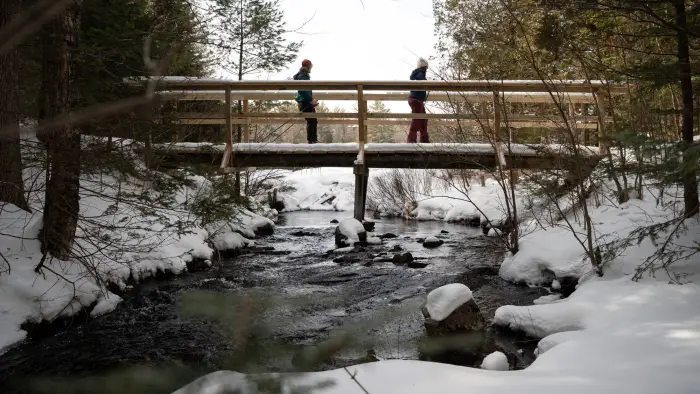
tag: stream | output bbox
[0,211,549,393]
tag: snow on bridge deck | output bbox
[148,142,602,170]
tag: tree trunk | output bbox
[0,0,29,211]
[673,0,700,218]
[39,1,82,260]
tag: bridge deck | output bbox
[148,142,602,170]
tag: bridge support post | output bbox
[353,163,369,222]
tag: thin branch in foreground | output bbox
[343,367,371,394]
[0,0,74,55]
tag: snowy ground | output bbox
[0,137,274,353]
[266,167,522,224]
[176,180,700,393]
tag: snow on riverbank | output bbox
[269,167,521,224]
[0,140,274,352]
[176,182,700,393]
[499,191,699,285]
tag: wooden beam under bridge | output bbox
[142,142,602,170]
[174,118,602,129]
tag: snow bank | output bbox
[270,168,356,212]
[425,283,473,321]
[480,351,509,371]
[499,196,700,285]
[496,277,700,337]
[0,138,273,352]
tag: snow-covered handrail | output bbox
[126,77,627,94]
[155,90,604,104]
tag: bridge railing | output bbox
[130,78,627,168]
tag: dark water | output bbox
[0,212,548,393]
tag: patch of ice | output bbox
[425,283,473,321]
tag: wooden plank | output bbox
[363,99,369,145]
[158,91,603,104]
[243,99,250,142]
[178,111,608,122]
[493,91,505,169]
[357,85,366,163]
[222,86,233,168]
[175,118,602,129]
[225,151,602,170]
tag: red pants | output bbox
[407,98,429,143]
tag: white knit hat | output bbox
[417,58,429,68]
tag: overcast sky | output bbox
[272,0,436,81]
[215,0,437,110]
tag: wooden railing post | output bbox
[492,91,505,170]
[357,85,366,162]
[594,88,608,155]
[220,85,233,169]
[363,99,369,144]
[583,103,591,145]
[243,99,250,142]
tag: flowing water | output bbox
[0,212,549,393]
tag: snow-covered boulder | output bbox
[423,236,444,248]
[334,218,367,247]
[425,284,473,321]
[481,351,509,371]
[422,284,485,335]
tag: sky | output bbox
[216,0,438,110]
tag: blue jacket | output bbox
[408,67,428,101]
[293,70,313,102]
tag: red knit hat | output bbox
[302,59,312,67]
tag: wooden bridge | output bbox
[135,78,626,220]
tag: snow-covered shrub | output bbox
[368,169,434,217]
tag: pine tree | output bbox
[39,1,82,260]
[0,0,28,211]
[210,0,301,80]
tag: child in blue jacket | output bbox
[294,59,318,144]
